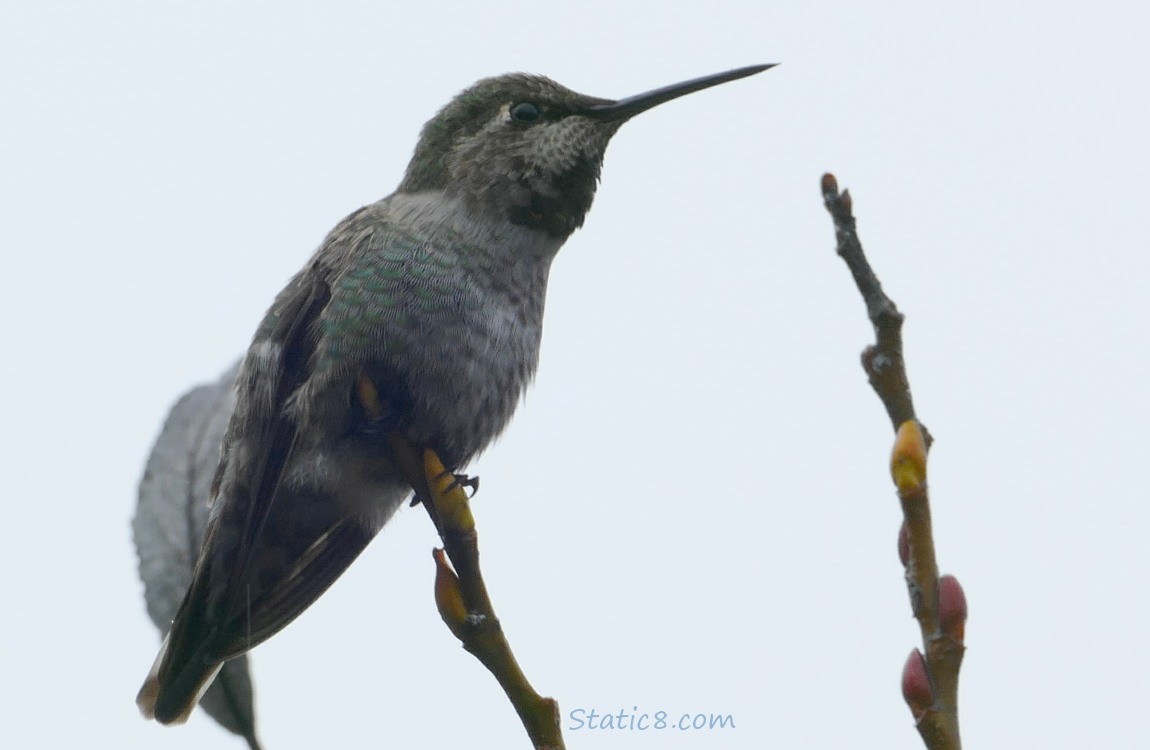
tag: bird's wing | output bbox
[211,264,367,654]
[143,262,379,723]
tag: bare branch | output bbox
[821,173,926,444]
[821,174,965,750]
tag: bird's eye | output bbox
[510,102,541,123]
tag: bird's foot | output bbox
[355,374,403,435]
[452,473,480,497]
[410,472,479,506]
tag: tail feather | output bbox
[136,632,224,725]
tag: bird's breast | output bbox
[307,201,558,470]
[398,283,544,467]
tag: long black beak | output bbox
[582,64,776,122]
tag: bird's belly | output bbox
[300,313,537,531]
[399,309,540,468]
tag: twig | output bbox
[821,174,965,750]
[821,174,925,442]
[356,374,564,750]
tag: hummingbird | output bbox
[137,63,774,725]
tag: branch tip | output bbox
[821,172,839,195]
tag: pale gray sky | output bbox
[3,1,1148,748]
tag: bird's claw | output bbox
[409,471,478,506]
[451,473,480,497]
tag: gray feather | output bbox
[133,364,262,750]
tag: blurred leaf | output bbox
[133,364,262,749]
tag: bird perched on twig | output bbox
[137,64,774,725]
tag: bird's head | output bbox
[398,65,774,238]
